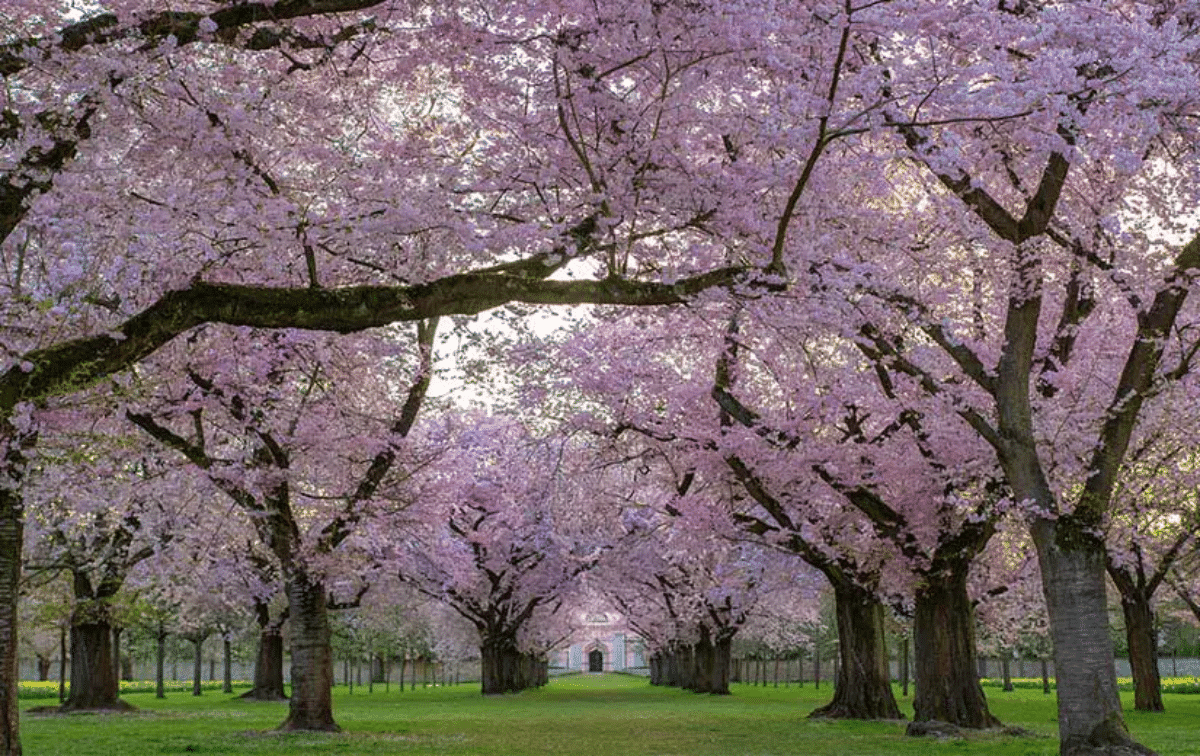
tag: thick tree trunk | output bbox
[278,570,337,731]
[810,579,902,720]
[479,634,540,695]
[0,487,22,756]
[709,633,733,695]
[676,643,695,691]
[689,629,714,693]
[63,614,129,711]
[675,628,733,695]
[241,628,288,700]
[911,566,999,728]
[1120,592,1164,713]
[1032,520,1154,756]
[111,627,122,685]
[35,655,50,682]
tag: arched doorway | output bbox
[588,649,604,673]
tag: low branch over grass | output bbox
[1,265,747,411]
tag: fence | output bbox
[24,654,1199,688]
[728,656,1200,687]
[975,655,1200,680]
[19,656,482,688]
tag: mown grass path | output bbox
[19,673,1200,755]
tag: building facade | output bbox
[552,610,646,673]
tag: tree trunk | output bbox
[669,646,682,686]
[111,626,122,685]
[58,627,66,703]
[688,631,712,693]
[35,655,50,682]
[814,643,820,689]
[241,628,288,700]
[223,638,233,694]
[1002,655,1013,692]
[63,613,129,711]
[278,570,338,731]
[710,633,733,695]
[1120,591,1164,713]
[0,485,22,756]
[1032,519,1154,756]
[810,578,902,720]
[155,626,166,699]
[680,629,733,695]
[191,636,204,696]
[911,565,999,728]
[479,634,537,695]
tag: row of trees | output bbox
[5,3,1200,756]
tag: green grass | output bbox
[18,674,1200,755]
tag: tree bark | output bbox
[1032,519,1155,756]
[479,634,541,695]
[911,565,999,728]
[1120,591,1164,713]
[35,655,50,682]
[709,633,733,695]
[0,483,22,756]
[241,627,288,700]
[155,625,166,699]
[58,628,66,703]
[111,626,122,685]
[190,635,204,696]
[223,638,233,694]
[278,570,337,731]
[63,613,129,710]
[810,578,902,720]
[648,625,735,695]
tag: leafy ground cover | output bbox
[979,676,1200,695]
[18,673,1200,755]
[17,680,247,699]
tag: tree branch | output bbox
[1,265,748,413]
[1,1,389,77]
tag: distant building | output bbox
[551,610,646,673]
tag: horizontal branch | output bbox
[1,265,748,413]
[2,0,388,77]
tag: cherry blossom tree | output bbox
[2,0,790,744]
[1102,390,1200,713]
[603,497,766,695]
[540,310,906,718]
[840,4,1200,752]
[19,413,182,712]
[381,415,602,694]
[4,5,1198,756]
[124,322,436,730]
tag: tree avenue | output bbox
[4,2,1200,756]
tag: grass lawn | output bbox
[18,673,1200,755]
